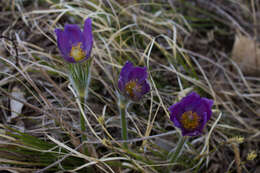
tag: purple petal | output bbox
[128,67,147,83]
[55,29,70,55]
[194,98,214,121]
[118,78,124,93]
[172,114,182,128]
[169,102,185,126]
[130,80,150,102]
[64,24,85,46]
[141,81,150,95]
[83,18,93,56]
[119,61,134,84]
[131,89,142,102]
[203,98,214,121]
[55,29,76,63]
[181,92,201,112]
[197,112,208,133]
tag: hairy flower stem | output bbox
[118,95,130,148]
[68,59,92,154]
[169,136,187,170]
[80,96,86,140]
[75,95,89,155]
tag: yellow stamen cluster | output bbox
[70,42,86,61]
[180,111,200,130]
[125,80,141,98]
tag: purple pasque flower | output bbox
[55,18,93,63]
[118,61,150,102]
[169,92,214,136]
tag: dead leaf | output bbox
[8,86,25,122]
[231,34,260,75]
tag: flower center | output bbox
[180,111,200,130]
[70,42,86,62]
[125,80,141,98]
